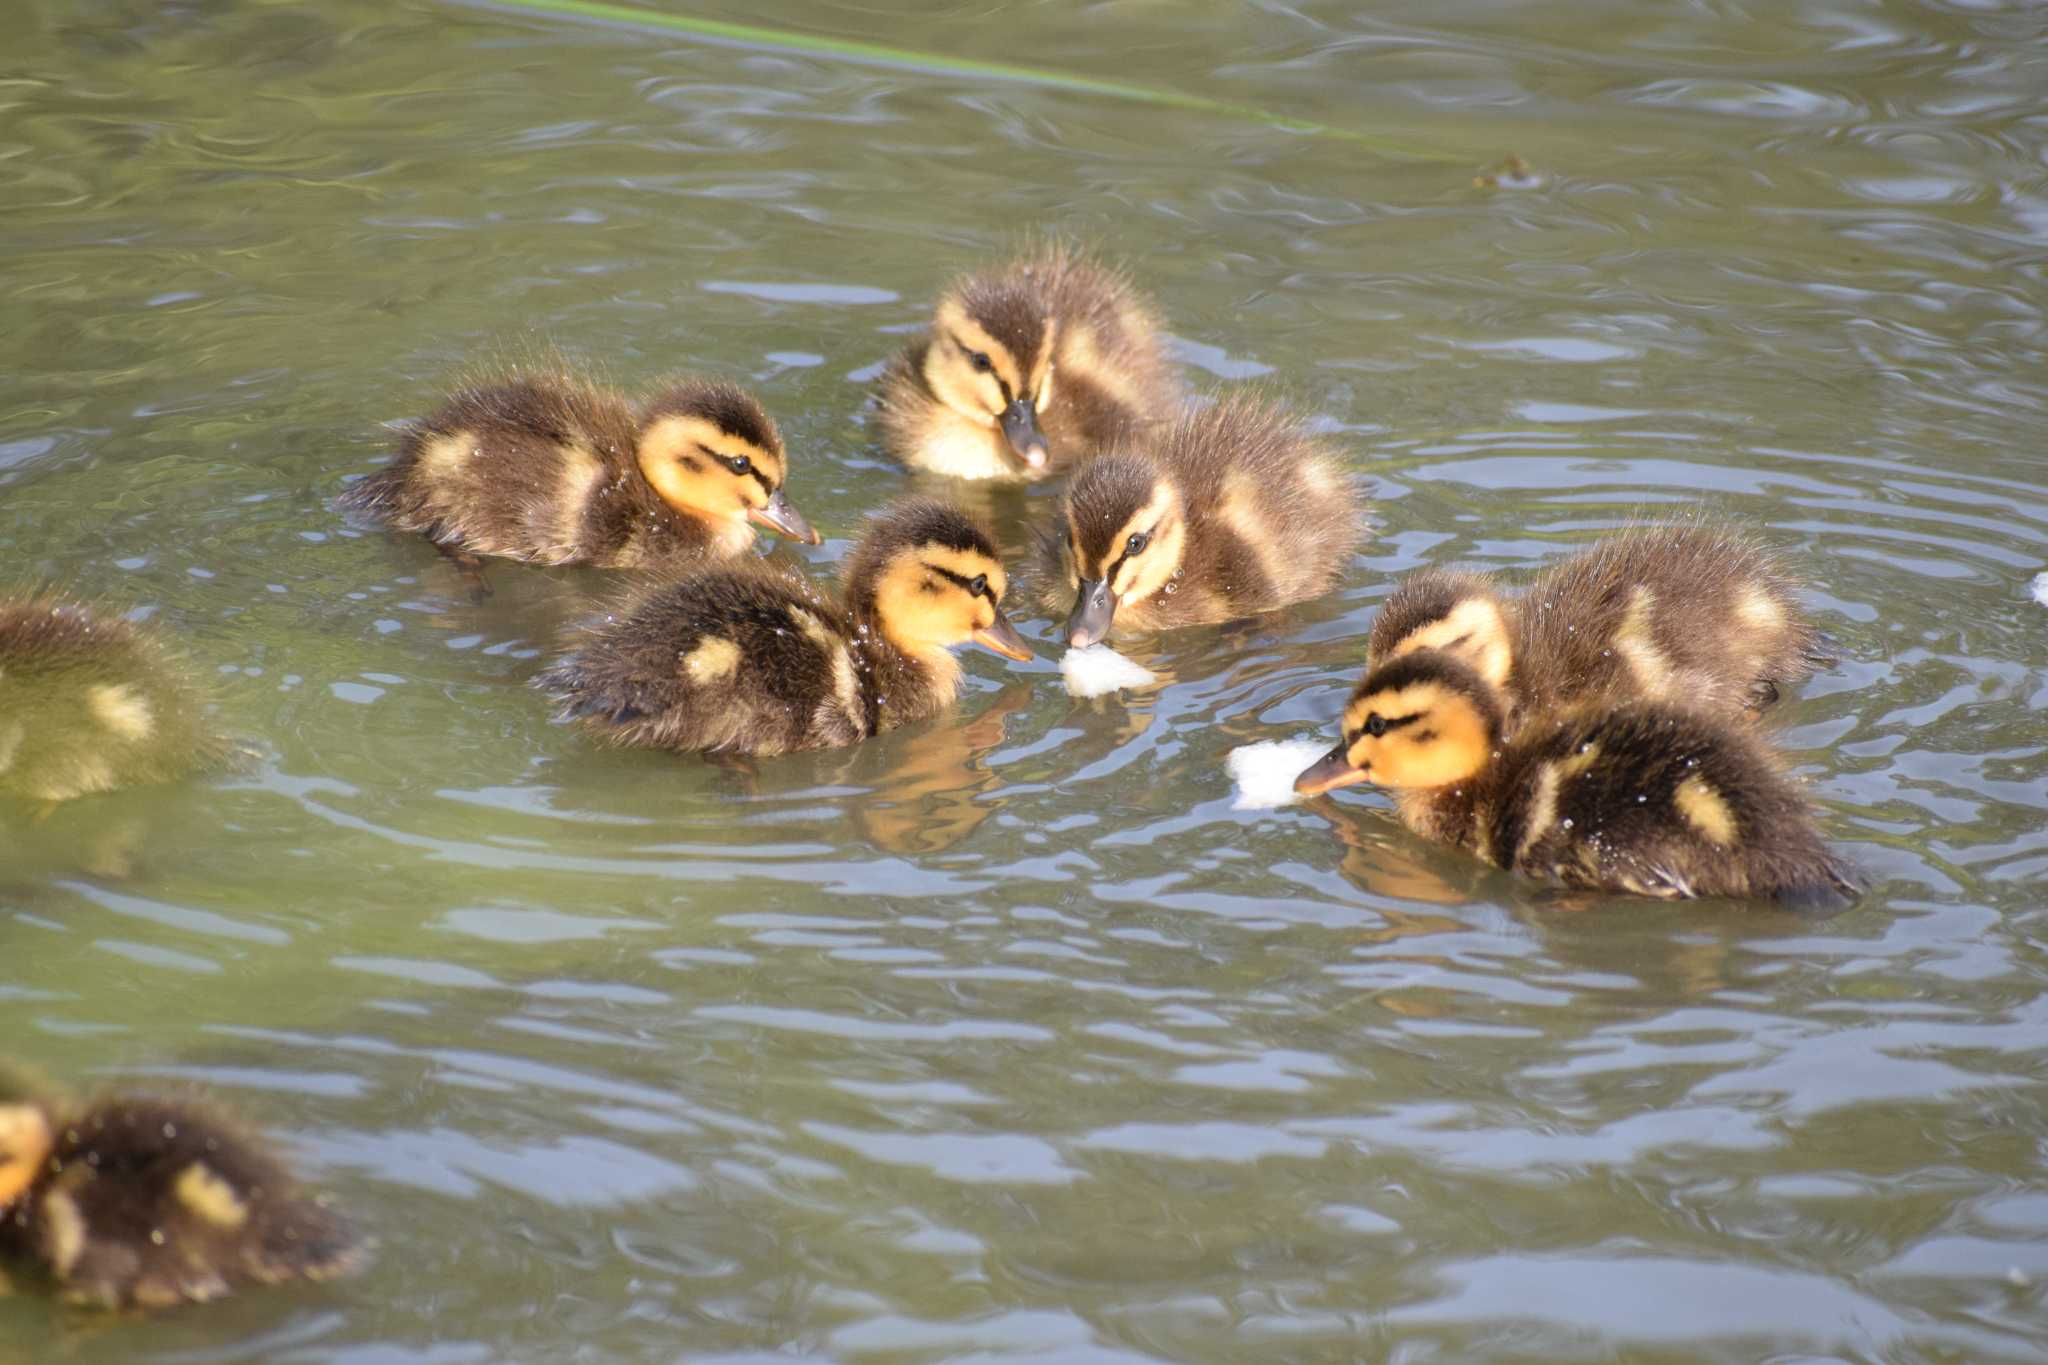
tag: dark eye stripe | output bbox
[925,562,998,603]
[1348,711,1421,744]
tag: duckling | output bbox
[1368,524,1832,729]
[0,593,230,805]
[1045,394,1365,646]
[0,1083,364,1309]
[340,371,819,573]
[877,245,1180,481]
[536,497,1033,757]
[1292,649,1860,906]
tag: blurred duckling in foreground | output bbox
[537,498,1033,757]
[0,1077,364,1309]
[341,371,818,574]
[878,246,1180,481]
[1044,394,1365,646]
[0,593,230,805]
[1369,523,1832,729]
[1293,649,1860,906]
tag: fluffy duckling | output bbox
[341,372,818,571]
[0,1084,364,1309]
[1293,649,1860,906]
[1044,394,1365,646]
[1368,524,1831,729]
[537,498,1033,757]
[0,593,229,805]
[877,246,1179,481]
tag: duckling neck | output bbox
[846,599,961,731]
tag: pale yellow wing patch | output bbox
[1674,774,1738,845]
[174,1161,251,1229]
[683,636,742,684]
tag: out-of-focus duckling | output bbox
[1292,649,1860,906]
[0,593,229,805]
[1044,394,1365,646]
[341,371,819,573]
[877,246,1179,481]
[537,498,1033,757]
[1369,524,1832,729]
[0,1083,364,1309]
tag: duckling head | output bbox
[1295,650,1505,796]
[0,1102,53,1207]
[848,498,1033,664]
[921,273,1059,473]
[1372,570,1513,688]
[634,381,820,545]
[1059,454,1186,647]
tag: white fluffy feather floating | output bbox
[2032,570,2048,609]
[1060,645,1157,698]
[1226,738,1334,810]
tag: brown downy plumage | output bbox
[877,246,1180,482]
[340,371,818,572]
[536,498,1033,757]
[1293,649,1861,907]
[1369,524,1833,730]
[0,1083,365,1309]
[0,593,230,804]
[1040,394,1366,646]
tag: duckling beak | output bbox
[999,398,1050,472]
[1293,744,1370,797]
[1065,578,1116,648]
[750,489,823,545]
[972,608,1034,662]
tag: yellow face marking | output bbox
[40,1189,86,1276]
[635,415,780,525]
[1611,585,1671,697]
[1340,680,1494,789]
[1674,774,1737,845]
[1735,586,1785,632]
[1101,482,1185,603]
[173,1162,250,1229]
[1385,597,1513,691]
[89,687,156,740]
[924,298,1019,425]
[871,545,1004,680]
[0,1105,52,1206]
[683,636,741,684]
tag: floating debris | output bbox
[1475,154,1545,191]
[1060,644,1157,699]
[1227,738,1333,810]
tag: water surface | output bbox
[3,0,2046,1360]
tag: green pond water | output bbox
[3,0,2046,1359]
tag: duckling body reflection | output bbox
[1295,649,1859,906]
[342,371,818,572]
[878,246,1180,481]
[0,593,228,805]
[1370,524,1832,731]
[1044,395,1365,645]
[538,498,1032,757]
[0,1082,364,1309]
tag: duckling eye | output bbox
[967,574,988,598]
[1364,714,1389,738]
[966,349,993,373]
[1126,531,1151,555]
[721,454,753,476]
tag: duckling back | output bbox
[1483,700,1859,906]
[2,1095,363,1308]
[1513,523,1831,719]
[537,564,869,757]
[0,594,228,804]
